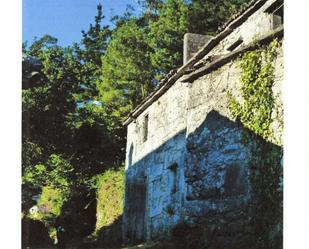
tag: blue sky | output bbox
[23,0,141,47]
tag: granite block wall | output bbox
[123,0,283,244]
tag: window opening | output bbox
[227,38,243,52]
[168,163,177,194]
[128,143,134,167]
[143,114,149,142]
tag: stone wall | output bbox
[180,45,283,248]
[124,80,189,241]
[125,80,189,169]
[199,0,280,61]
[124,131,187,241]
[124,0,283,245]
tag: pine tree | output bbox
[148,0,189,80]
[98,19,154,115]
[188,0,251,34]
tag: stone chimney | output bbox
[183,33,213,64]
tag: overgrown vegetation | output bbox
[228,39,281,141]
[30,187,66,242]
[95,168,125,232]
[249,137,283,249]
[228,39,283,249]
[22,0,251,246]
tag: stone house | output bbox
[123,0,283,245]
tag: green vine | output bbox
[228,39,280,141]
[228,39,283,249]
[249,138,283,249]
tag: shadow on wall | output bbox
[185,110,254,203]
[124,129,187,243]
[103,110,283,249]
[181,110,283,249]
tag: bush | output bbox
[95,168,125,232]
[27,186,69,243]
[39,186,67,217]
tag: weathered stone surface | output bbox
[124,131,187,240]
[183,33,213,64]
[123,0,283,246]
[200,0,280,62]
[184,111,251,207]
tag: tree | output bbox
[22,36,80,214]
[75,4,111,101]
[80,4,111,68]
[23,41,78,154]
[22,6,121,204]
[69,103,126,179]
[188,0,251,34]
[137,0,163,23]
[22,0,253,241]
[98,19,154,114]
[23,154,73,191]
[148,0,189,80]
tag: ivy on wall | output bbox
[228,39,283,249]
[228,39,281,141]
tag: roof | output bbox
[124,0,282,125]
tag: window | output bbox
[142,114,149,142]
[227,37,243,52]
[128,143,134,167]
[168,163,177,193]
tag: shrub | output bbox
[95,168,125,232]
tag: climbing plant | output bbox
[249,137,283,249]
[229,39,280,141]
[228,39,283,249]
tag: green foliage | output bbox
[22,0,253,243]
[22,40,79,154]
[68,104,126,180]
[248,138,283,249]
[99,19,154,113]
[137,0,163,23]
[148,0,189,80]
[38,186,68,218]
[188,0,251,34]
[95,168,125,232]
[22,139,43,173]
[229,39,281,141]
[80,4,111,68]
[228,39,282,249]
[28,35,58,57]
[22,6,119,193]
[23,154,73,191]
[28,186,68,242]
[75,4,111,101]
